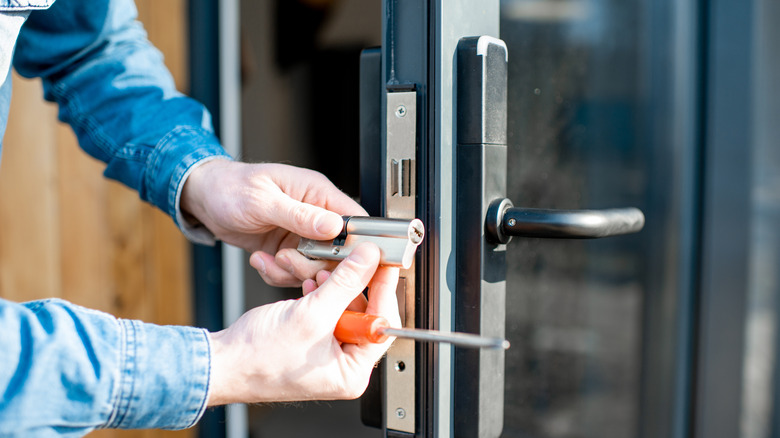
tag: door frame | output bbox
[381,1,500,436]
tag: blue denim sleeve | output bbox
[12,0,231,243]
[0,298,211,435]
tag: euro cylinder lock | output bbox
[297,216,425,269]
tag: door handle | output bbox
[485,198,645,244]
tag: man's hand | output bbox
[181,160,367,286]
[206,243,400,405]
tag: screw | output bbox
[395,105,407,118]
[507,218,517,227]
[395,408,406,419]
[332,247,340,255]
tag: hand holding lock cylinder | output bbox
[297,216,425,269]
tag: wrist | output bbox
[207,329,240,407]
[180,158,233,227]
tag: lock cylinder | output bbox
[297,216,425,269]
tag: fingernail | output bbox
[302,279,316,293]
[253,256,266,275]
[277,254,294,273]
[314,213,343,235]
[347,251,366,265]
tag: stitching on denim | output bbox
[112,320,137,428]
[52,83,120,160]
[186,328,212,428]
[145,126,220,217]
[145,126,188,215]
[145,127,180,188]
[0,0,53,10]
[167,150,207,218]
[170,153,208,226]
[112,143,149,162]
[103,318,127,428]
[0,6,50,10]
[1,0,53,5]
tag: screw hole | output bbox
[395,361,406,372]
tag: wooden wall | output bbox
[0,2,197,437]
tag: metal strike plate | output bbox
[297,217,424,269]
[385,88,417,434]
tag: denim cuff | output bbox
[143,125,232,235]
[104,320,211,430]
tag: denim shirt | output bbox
[0,0,231,434]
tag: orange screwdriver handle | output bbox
[335,310,390,344]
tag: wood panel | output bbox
[0,2,198,437]
[0,75,60,303]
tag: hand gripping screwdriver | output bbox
[335,310,510,350]
[298,217,509,350]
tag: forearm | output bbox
[0,298,210,434]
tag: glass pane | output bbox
[741,1,780,436]
[500,0,686,436]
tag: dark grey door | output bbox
[377,0,659,436]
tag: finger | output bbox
[342,266,401,363]
[365,267,402,327]
[277,231,303,251]
[315,269,366,311]
[273,166,367,217]
[302,279,318,296]
[242,228,297,260]
[319,191,368,217]
[276,248,338,281]
[346,293,368,313]
[306,270,365,310]
[315,269,331,286]
[307,243,380,320]
[267,194,346,241]
[249,251,304,287]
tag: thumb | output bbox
[308,243,381,319]
[268,194,344,240]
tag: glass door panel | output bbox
[500,0,693,436]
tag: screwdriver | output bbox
[335,310,510,350]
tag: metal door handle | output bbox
[486,198,645,244]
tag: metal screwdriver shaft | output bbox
[381,327,510,350]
